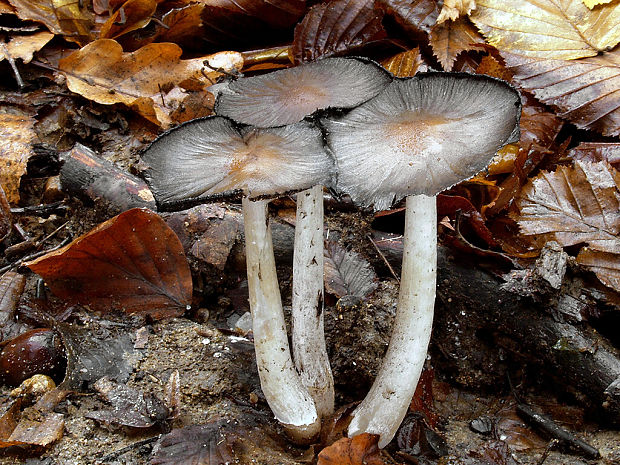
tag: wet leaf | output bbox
[396,413,448,459]
[0,411,64,449]
[379,0,441,35]
[58,40,243,127]
[470,439,521,464]
[429,17,485,70]
[202,0,306,29]
[576,243,620,290]
[513,160,620,247]
[437,0,477,23]
[409,368,438,428]
[155,4,204,49]
[86,376,170,428]
[292,0,386,63]
[0,31,53,64]
[190,219,239,270]
[317,433,387,465]
[99,0,156,39]
[0,113,36,204]
[324,241,378,300]
[0,272,25,341]
[470,0,620,60]
[569,142,620,169]
[0,185,10,241]
[381,48,423,77]
[150,421,237,465]
[8,0,94,45]
[26,208,192,319]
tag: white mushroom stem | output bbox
[292,185,335,419]
[242,197,320,441]
[348,194,437,448]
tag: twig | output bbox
[202,58,240,79]
[516,403,600,460]
[0,235,71,274]
[10,201,67,215]
[1,43,24,88]
[536,439,559,465]
[367,233,399,282]
[96,436,160,463]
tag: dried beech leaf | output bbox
[0,113,36,204]
[475,55,513,82]
[513,161,620,247]
[150,421,237,465]
[202,0,306,29]
[576,244,620,290]
[429,17,485,70]
[500,49,620,136]
[569,142,620,169]
[8,0,93,45]
[381,48,423,77]
[99,0,157,39]
[324,242,377,299]
[0,31,53,64]
[26,208,192,319]
[0,185,11,241]
[0,1,14,14]
[583,0,613,7]
[317,433,387,465]
[156,4,204,48]
[292,0,386,63]
[58,40,243,127]
[0,411,64,449]
[437,0,476,23]
[470,0,620,60]
[379,0,441,35]
[0,272,25,341]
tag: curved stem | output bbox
[292,185,334,418]
[242,197,320,441]
[348,194,437,448]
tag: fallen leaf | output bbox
[8,0,94,45]
[0,408,64,450]
[437,0,476,23]
[190,219,239,270]
[475,55,513,82]
[203,0,306,29]
[99,0,156,39]
[86,376,170,428]
[317,433,387,465]
[0,31,54,63]
[150,421,237,465]
[379,0,441,35]
[409,368,439,427]
[470,0,620,60]
[155,3,204,49]
[576,244,620,290]
[569,142,620,169]
[513,160,619,247]
[26,208,193,319]
[324,241,378,300]
[0,113,36,204]
[0,1,14,14]
[583,0,613,6]
[470,439,521,464]
[0,185,11,241]
[59,39,243,126]
[381,48,423,77]
[292,0,386,63]
[429,17,484,70]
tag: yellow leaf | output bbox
[470,0,620,60]
[582,0,614,8]
[437,0,476,24]
[0,114,36,205]
[0,31,53,64]
[58,40,243,127]
[381,48,423,77]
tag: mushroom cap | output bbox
[214,57,392,128]
[323,73,521,211]
[142,116,334,207]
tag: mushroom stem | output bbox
[348,194,437,448]
[242,197,320,442]
[292,185,334,419]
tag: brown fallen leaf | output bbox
[190,219,239,270]
[379,0,441,35]
[26,208,193,319]
[583,0,613,7]
[0,113,36,204]
[292,0,386,63]
[0,31,53,64]
[429,17,484,70]
[470,0,620,60]
[99,0,156,39]
[569,142,620,169]
[8,0,94,45]
[58,39,243,127]
[576,243,620,290]
[203,0,306,29]
[0,185,11,241]
[0,272,25,341]
[381,48,424,77]
[0,1,14,14]
[317,433,387,465]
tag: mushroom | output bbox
[322,73,521,447]
[213,57,392,418]
[141,116,334,441]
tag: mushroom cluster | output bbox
[141,58,521,446]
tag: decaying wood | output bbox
[60,144,156,212]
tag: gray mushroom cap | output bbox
[323,73,521,211]
[214,57,392,128]
[142,116,334,206]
